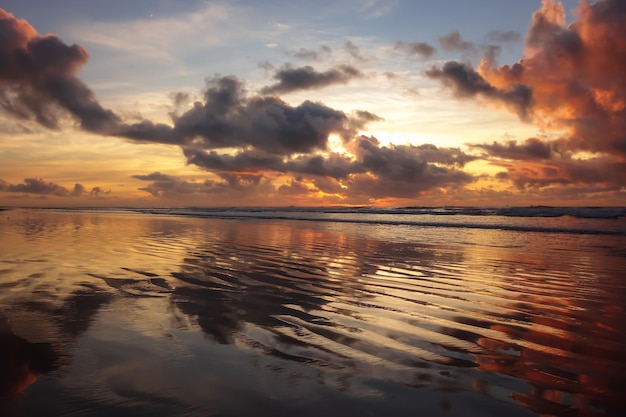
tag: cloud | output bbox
[0,8,177,139]
[183,149,363,180]
[394,41,436,58]
[287,45,332,61]
[471,138,556,161]
[438,31,475,52]
[1,8,394,199]
[132,171,274,198]
[486,30,522,43]
[354,136,475,181]
[453,0,626,196]
[0,10,378,156]
[344,41,366,62]
[89,186,110,196]
[425,61,534,120]
[182,150,286,174]
[132,172,223,197]
[478,0,626,158]
[0,177,105,197]
[180,135,477,200]
[173,75,378,156]
[260,64,363,94]
[490,155,626,190]
[0,9,117,131]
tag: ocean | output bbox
[0,207,624,416]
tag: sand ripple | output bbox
[1,211,624,415]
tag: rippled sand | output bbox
[1,209,624,416]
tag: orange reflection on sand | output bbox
[0,331,57,397]
[455,230,626,415]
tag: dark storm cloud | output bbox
[183,136,474,181]
[425,61,533,120]
[150,136,478,200]
[284,153,364,179]
[2,8,479,202]
[182,149,285,173]
[182,149,362,179]
[354,137,475,182]
[174,75,377,155]
[393,41,436,58]
[0,9,122,132]
[0,9,177,139]
[438,31,475,52]
[471,138,555,160]
[349,110,384,129]
[0,177,105,197]
[260,64,363,95]
[1,9,383,168]
[486,30,522,43]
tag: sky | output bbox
[0,0,625,207]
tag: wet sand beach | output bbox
[1,208,624,416]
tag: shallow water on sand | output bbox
[0,209,624,416]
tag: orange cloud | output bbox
[479,0,626,158]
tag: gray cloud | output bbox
[132,171,274,198]
[1,8,480,202]
[182,150,285,173]
[89,186,109,196]
[344,41,365,61]
[438,31,475,52]
[425,61,533,120]
[1,10,382,165]
[394,41,436,58]
[0,177,105,197]
[174,75,376,155]
[471,138,556,160]
[354,137,475,185]
[0,10,176,140]
[0,17,120,133]
[287,45,332,61]
[284,153,364,179]
[182,149,362,179]
[132,172,223,197]
[179,136,477,199]
[486,30,522,43]
[260,64,363,95]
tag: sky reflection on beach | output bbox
[0,209,624,416]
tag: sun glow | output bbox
[327,134,348,155]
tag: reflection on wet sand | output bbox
[0,209,624,416]
[446,236,626,416]
[0,323,57,396]
[0,286,112,415]
[166,221,625,415]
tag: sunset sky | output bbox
[1,0,625,207]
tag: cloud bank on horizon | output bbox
[0,0,625,206]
